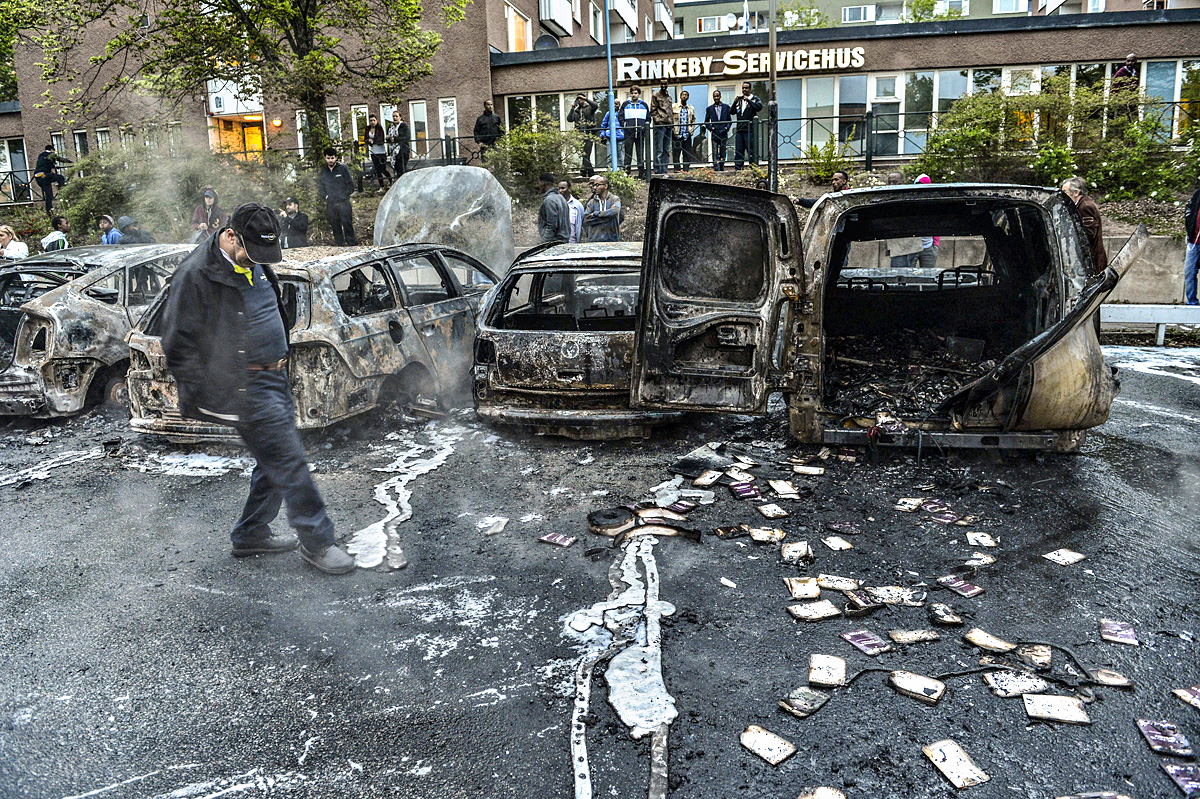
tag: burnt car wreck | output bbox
[128,244,497,441]
[629,180,1147,451]
[0,245,189,417]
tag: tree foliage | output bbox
[0,0,39,101]
[906,0,964,22]
[483,113,582,203]
[29,0,469,154]
[776,0,830,29]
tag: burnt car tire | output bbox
[103,375,130,410]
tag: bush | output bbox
[1029,142,1076,187]
[801,134,852,184]
[601,169,640,204]
[1083,118,1187,201]
[484,113,582,203]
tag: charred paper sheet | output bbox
[821,536,854,551]
[729,481,761,500]
[780,541,814,565]
[1137,719,1193,756]
[798,789,846,799]
[895,498,924,512]
[1017,644,1052,670]
[793,465,825,476]
[1162,763,1200,796]
[983,670,1050,698]
[1043,548,1086,566]
[768,479,801,499]
[788,600,843,622]
[1055,791,1133,799]
[693,469,723,487]
[964,552,996,567]
[540,532,577,547]
[843,589,884,613]
[889,629,941,644]
[923,739,989,789]
[889,671,946,705]
[778,686,830,719]
[725,467,754,483]
[868,586,927,606]
[938,575,985,598]
[818,574,860,591]
[740,725,795,765]
[757,504,789,520]
[826,521,861,537]
[964,628,1016,653]
[966,532,998,548]
[1099,619,1139,646]
[1173,685,1200,710]
[1024,694,1091,725]
[841,629,892,656]
[808,654,847,687]
[748,526,786,544]
[928,603,964,625]
[783,576,820,600]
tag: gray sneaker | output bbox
[298,543,356,575]
[232,532,299,558]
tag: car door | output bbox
[125,253,185,325]
[389,252,474,394]
[436,250,499,355]
[329,259,413,378]
[630,179,803,413]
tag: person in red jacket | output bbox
[191,188,228,243]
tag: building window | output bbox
[934,0,969,12]
[167,122,181,151]
[120,126,137,148]
[95,129,110,149]
[573,0,581,23]
[1086,0,1104,10]
[841,5,875,22]
[439,98,458,143]
[697,15,727,33]
[296,111,308,156]
[72,131,88,158]
[937,69,968,113]
[51,132,66,155]
[645,14,651,40]
[410,100,428,157]
[673,17,684,36]
[590,2,604,42]
[971,68,1001,94]
[326,107,342,141]
[506,3,531,52]
[350,104,369,148]
[991,0,1027,12]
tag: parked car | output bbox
[472,243,684,439]
[127,244,498,441]
[0,245,190,417]
[627,180,1146,451]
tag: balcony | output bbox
[539,0,574,37]
[608,0,638,35]
[654,0,674,36]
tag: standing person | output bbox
[387,109,411,179]
[98,215,122,245]
[650,82,674,175]
[567,94,599,177]
[599,106,624,171]
[582,175,623,243]
[1061,176,1107,274]
[116,216,156,244]
[278,198,309,249]
[191,188,228,243]
[559,179,585,244]
[161,203,354,574]
[537,173,570,244]
[619,87,649,179]
[913,174,940,269]
[1182,185,1200,305]
[886,171,904,185]
[364,115,391,191]
[731,82,763,170]
[41,216,70,251]
[33,145,69,216]
[318,147,358,247]
[473,100,503,163]
[704,90,732,171]
[672,90,696,172]
[0,225,29,260]
[1111,55,1140,121]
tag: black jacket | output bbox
[162,234,288,425]
[474,112,503,145]
[281,211,309,248]
[731,94,764,123]
[567,98,598,132]
[1187,188,1200,244]
[318,163,355,204]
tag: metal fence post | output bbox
[864,110,874,172]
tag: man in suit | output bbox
[731,82,764,170]
[704,90,732,172]
[1060,176,1106,275]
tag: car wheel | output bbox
[103,374,129,410]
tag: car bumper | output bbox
[0,368,47,416]
[129,413,238,443]
[475,404,683,440]
[821,427,1087,452]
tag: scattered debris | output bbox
[867,586,926,606]
[843,589,884,614]
[938,575,984,598]
[967,532,998,548]
[818,574,860,591]
[841,629,892,656]
[778,687,830,719]
[889,629,941,644]
[797,789,846,799]
[793,465,825,476]
[808,654,847,687]
[1172,685,1200,710]
[720,577,737,588]
[725,467,754,483]
[1092,669,1132,688]
[694,469,723,486]
[1017,644,1052,669]
[964,628,1016,653]
[588,507,637,536]
[747,526,785,544]
[614,523,702,547]
[477,516,509,536]
[1162,763,1200,796]
[757,503,789,520]
[789,600,843,622]
[928,603,964,625]
[1099,619,1139,646]
[714,526,749,540]
[889,671,946,705]
[964,552,996,567]
[923,739,990,789]
[983,670,1051,698]
[821,536,853,551]
[1055,791,1132,799]
[895,498,924,512]
[826,521,862,537]
[740,725,796,765]
[783,577,820,600]
[1137,719,1193,756]
[540,532,577,547]
[1043,548,1086,566]
[729,481,761,500]
[768,479,801,499]
[1024,694,1091,725]
[780,541,814,565]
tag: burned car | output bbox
[627,180,1145,451]
[0,245,189,416]
[128,244,498,440]
[472,243,683,439]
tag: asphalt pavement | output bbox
[1,346,1198,799]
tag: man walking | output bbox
[559,179,585,244]
[704,91,732,171]
[473,100,504,163]
[34,145,69,215]
[672,90,696,172]
[1061,177,1106,274]
[567,94,599,177]
[619,87,649,179]
[650,82,674,175]
[318,147,358,247]
[731,82,763,170]
[40,216,70,251]
[161,203,354,574]
[278,197,309,249]
[1184,185,1200,305]
[537,173,570,243]
[583,175,623,243]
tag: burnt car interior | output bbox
[821,198,1063,420]
[1,269,84,365]
[491,270,641,332]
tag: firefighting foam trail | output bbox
[346,424,465,569]
[0,447,105,487]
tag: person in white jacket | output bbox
[40,216,71,252]
[0,225,29,260]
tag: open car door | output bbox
[939,224,1149,431]
[630,179,802,414]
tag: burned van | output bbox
[0,245,189,417]
[128,244,498,441]
[473,243,683,439]
[628,180,1146,451]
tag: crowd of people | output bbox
[537,172,624,244]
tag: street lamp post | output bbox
[767,0,779,191]
[604,0,618,171]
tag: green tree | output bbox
[776,0,830,29]
[27,0,469,156]
[483,113,582,202]
[0,0,38,101]
[906,0,964,21]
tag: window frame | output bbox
[388,252,456,306]
[331,261,400,318]
[840,5,875,23]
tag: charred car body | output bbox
[473,243,683,439]
[628,180,1146,451]
[0,245,189,416]
[128,244,498,441]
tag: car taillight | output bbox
[475,338,496,365]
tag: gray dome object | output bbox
[373,166,514,277]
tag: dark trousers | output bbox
[711,133,728,171]
[393,150,409,178]
[36,175,65,214]
[623,128,647,177]
[370,153,392,187]
[580,137,595,177]
[232,370,335,551]
[652,126,671,174]
[672,135,693,171]
[734,125,755,169]
[326,199,357,246]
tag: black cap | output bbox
[230,202,283,264]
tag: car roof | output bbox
[276,242,492,280]
[509,243,643,273]
[827,183,1060,205]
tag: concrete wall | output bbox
[1105,234,1186,305]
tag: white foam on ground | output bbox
[1114,398,1200,426]
[123,452,253,477]
[1104,346,1200,388]
[1,447,104,488]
